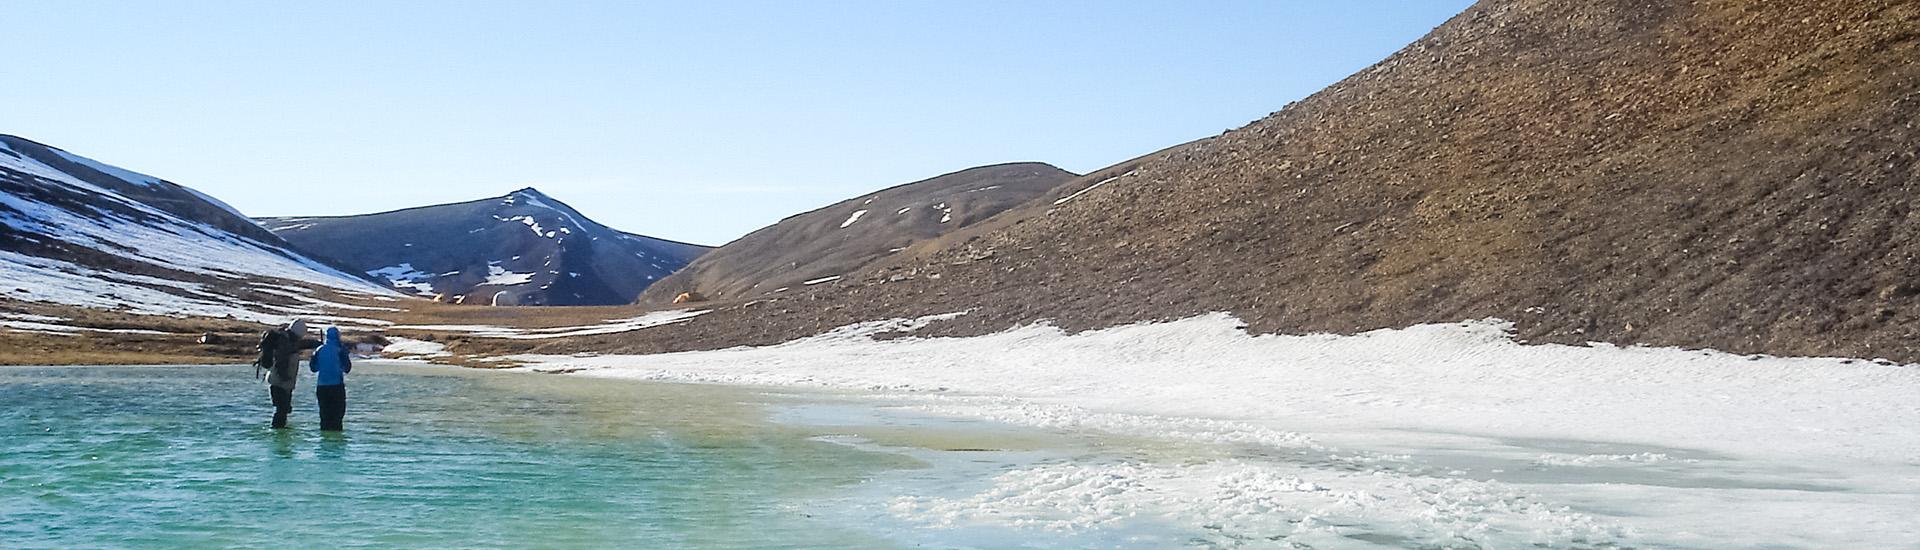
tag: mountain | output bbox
[551,0,1920,361]
[846,0,1920,359]
[637,162,1076,303]
[264,189,709,306]
[0,134,400,324]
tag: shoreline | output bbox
[498,312,1920,547]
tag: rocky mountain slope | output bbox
[638,162,1075,303]
[539,0,1920,361]
[264,189,709,306]
[0,134,401,327]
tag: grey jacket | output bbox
[262,328,320,390]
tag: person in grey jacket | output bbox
[255,319,319,429]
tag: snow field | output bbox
[47,146,164,188]
[389,309,707,340]
[510,312,1920,547]
[482,263,535,286]
[249,284,403,312]
[367,264,438,296]
[379,337,449,359]
[0,312,170,336]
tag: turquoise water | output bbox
[0,364,945,549]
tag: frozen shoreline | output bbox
[506,313,1920,547]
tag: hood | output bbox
[323,326,341,347]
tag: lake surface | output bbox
[12,363,1873,549]
[0,364,1075,549]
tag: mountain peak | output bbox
[266,186,712,306]
[502,187,564,210]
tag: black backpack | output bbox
[254,329,286,380]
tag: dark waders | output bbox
[270,386,294,429]
[316,385,346,431]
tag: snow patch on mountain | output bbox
[505,215,568,238]
[482,263,535,286]
[0,312,171,335]
[0,179,383,294]
[1052,171,1133,206]
[366,264,436,296]
[504,188,587,234]
[0,319,171,335]
[263,218,316,232]
[46,147,163,188]
[392,309,707,339]
[839,209,868,229]
[0,251,380,326]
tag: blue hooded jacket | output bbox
[308,327,352,387]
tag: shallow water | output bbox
[15,363,1902,549]
[0,364,982,548]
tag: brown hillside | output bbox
[637,162,1075,303]
[535,0,1920,361]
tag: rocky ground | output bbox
[638,162,1076,304]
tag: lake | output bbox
[0,363,1104,549]
[14,361,1882,548]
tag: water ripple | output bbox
[0,365,903,549]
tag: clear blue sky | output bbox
[1,1,1471,245]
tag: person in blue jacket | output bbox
[308,327,353,431]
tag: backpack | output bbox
[254,329,285,381]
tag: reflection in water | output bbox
[315,431,349,460]
[268,428,297,459]
[0,364,918,549]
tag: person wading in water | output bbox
[255,320,319,429]
[308,327,352,431]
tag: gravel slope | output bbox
[529,0,1920,362]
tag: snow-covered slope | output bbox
[263,188,709,306]
[0,135,402,324]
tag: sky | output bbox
[1,1,1473,246]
